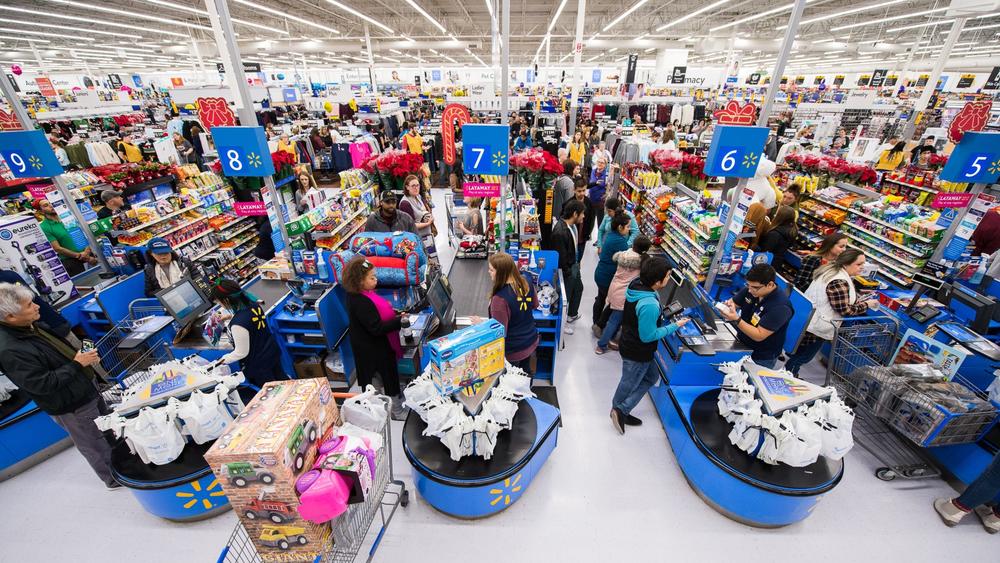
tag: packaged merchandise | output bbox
[426,319,506,397]
[205,380,340,563]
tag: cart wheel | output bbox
[902,467,927,479]
[876,468,897,481]
[400,490,410,507]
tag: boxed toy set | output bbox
[426,320,506,407]
[205,379,339,562]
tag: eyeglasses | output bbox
[746,283,768,292]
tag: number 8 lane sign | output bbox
[940,131,1000,185]
[703,125,770,179]
[0,129,65,178]
[209,126,276,177]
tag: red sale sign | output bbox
[462,182,501,198]
[931,192,975,209]
[27,184,50,199]
[234,201,268,216]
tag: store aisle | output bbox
[0,188,994,562]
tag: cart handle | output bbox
[332,392,358,399]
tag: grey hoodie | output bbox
[606,249,644,311]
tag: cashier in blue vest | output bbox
[211,279,287,387]
[472,253,539,375]
[717,263,793,369]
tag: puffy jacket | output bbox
[143,254,200,297]
[0,322,98,415]
[606,249,643,311]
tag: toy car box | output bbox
[426,319,506,395]
[205,379,339,562]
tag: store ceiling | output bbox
[0,0,997,73]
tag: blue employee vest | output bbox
[493,284,538,354]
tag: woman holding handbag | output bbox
[399,174,438,266]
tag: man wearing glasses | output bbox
[717,264,793,368]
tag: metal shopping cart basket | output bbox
[826,316,1000,481]
[218,392,408,563]
[91,298,177,386]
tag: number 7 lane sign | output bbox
[0,130,65,178]
[703,125,770,179]
[940,131,1000,185]
[462,124,510,176]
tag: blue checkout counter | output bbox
[646,271,846,527]
[399,250,563,517]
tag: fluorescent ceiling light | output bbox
[644,47,655,52]
[887,19,954,32]
[443,55,457,63]
[658,0,729,31]
[403,0,447,34]
[548,0,569,33]
[966,22,1000,31]
[603,0,650,33]
[0,35,50,43]
[137,0,290,34]
[0,18,142,39]
[45,0,212,31]
[559,53,571,62]
[0,5,189,37]
[585,53,602,62]
[485,0,494,19]
[324,1,394,33]
[0,27,95,41]
[233,0,340,34]
[778,0,908,30]
[390,49,403,55]
[710,2,796,32]
[380,55,400,62]
[830,7,950,32]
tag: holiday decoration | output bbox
[713,100,758,126]
[948,100,991,144]
[10,65,21,76]
[441,103,471,166]
[0,109,22,131]
[196,96,237,130]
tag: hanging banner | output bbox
[107,74,122,89]
[747,73,761,85]
[0,109,22,131]
[947,101,991,144]
[713,100,757,126]
[462,182,501,198]
[625,55,639,84]
[779,76,788,85]
[985,66,1000,90]
[957,74,976,88]
[857,75,872,86]
[592,69,601,83]
[795,76,805,85]
[216,62,262,73]
[34,77,57,97]
[870,69,888,88]
[6,74,19,93]
[196,97,237,130]
[703,125,770,178]
[234,201,268,216]
[170,77,185,87]
[813,76,825,85]
[671,66,687,85]
[0,130,64,178]
[916,74,930,87]
[885,75,898,87]
[833,75,845,86]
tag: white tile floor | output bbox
[1,188,994,562]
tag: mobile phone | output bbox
[81,339,96,353]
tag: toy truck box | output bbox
[426,319,506,395]
[205,379,339,563]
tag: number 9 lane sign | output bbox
[0,130,65,178]
[210,126,275,178]
[462,124,510,176]
[940,131,1000,185]
[703,125,770,179]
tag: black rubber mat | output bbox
[447,259,491,317]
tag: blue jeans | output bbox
[956,453,1000,510]
[754,356,778,369]
[598,310,623,349]
[613,359,660,415]
[783,338,826,375]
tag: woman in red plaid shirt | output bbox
[784,249,881,375]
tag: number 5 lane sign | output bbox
[703,125,770,179]
[0,129,65,178]
[462,124,510,176]
[940,131,1000,185]
[210,126,276,178]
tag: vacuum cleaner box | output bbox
[426,319,506,395]
[205,379,339,562]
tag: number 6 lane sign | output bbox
[940,131,1000,184]
[209,126,276,178]
[0,129,65,178]
[703,125,770,179]
[462,124,510,176]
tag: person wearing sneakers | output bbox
[592,213,632,336]
[552,199,586,333]
[595,236,651,354]
[934,452,1000,534]
[610,257,689,434]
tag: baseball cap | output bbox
[381,191,398,203]
[147,237,172,254]
[101,189,123,203]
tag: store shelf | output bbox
[121,202,205,234]
[190,244,220,261]
[874,268,912,287]
[172,229,213,248]
[659,242,700,280]
[666,208,717,240]
[217,220,255,241]
[662,217,707,254]
[334,222,365,248]
[661,234,705,269]
[274,175,297,188]
[847,242,917,277]
[156,216,209,238]
[848,209,934,242]
[807,194,850,211]
[311,207,368,239]
[798,208,840,226]
[883,177,939,194]
[841,232,922,270]
[841,222,928,256]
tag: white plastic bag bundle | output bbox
[403,377,440,416]
[474,416,503,460]
[814,396,856,460]
[480,395,519,429]
[728,400,764,451]
[756,417,795,465]
[718,384,756,422]
[777,410,822,467]
[343,385,389,432]
[495,366,535,400]
[441,415,475,461]
[122,407,186,465]
[989,370,1000,405]
[423,401,466,438]
[334,422,384,451]
[169,387,234,444]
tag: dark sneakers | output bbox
[624,414,642,426]
[610,408,625,435]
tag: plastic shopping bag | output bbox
[423,401,466,438]
[170,388,234,444]
[124,407,186,465]
[481,395,519,429]
[334,422,384,451]
[473,416,503,460]
[342,385,389,432]
[441,416,475,461]
[989,370,1000,405]
[815,396,856,460]
[777,410,822,467]
[495,366,535,400]
[403,376,440,417]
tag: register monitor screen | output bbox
[155,278,212,326]
[426,274,456,332]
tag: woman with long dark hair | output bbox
[875,141,907,171]
[486,253,539,374]
[783,249,880,375]
[753,206,798,271]
[794,233,848,292]
[212,279,286,387]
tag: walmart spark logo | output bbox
[251,306,266,330]
[742,152,758,170]
[247,151,262,169]
[175,478,226,510]
[29,155,42,170]
[492,150,506,168]
[489,473,523,507]
[989,158,1000,175]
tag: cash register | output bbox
[658,270,719,355]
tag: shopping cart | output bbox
[91,298,176,386]
[826,316,999,481]
[218,392,408,563]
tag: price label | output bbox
[0,130,65,178]
[703,125,769,179]
[940,131,1000,184]
[210,126,275,178]
[462,124,510,176]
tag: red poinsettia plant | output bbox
[510,148,561,187]
[649,148,683,171]
[93,162,174,189]
[271,150,297,170]
[367,149,424,178]
[927,153,948,169]
[682,152,707,180]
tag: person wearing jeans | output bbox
[592,213,631,331]
[717,263,793,369]
[610,258,688,434]
[596,236,650,354]
[552,200,586,333]
[934,451,1000,533]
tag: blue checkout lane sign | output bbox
[210,126,275,177]
[0,129,64,178]
[462,124,510,176]
[940,131,1000,184]
[703,125,770,179]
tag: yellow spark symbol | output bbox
[251,306,267,330]
[989,158,1000,175]
[175,478,226,510]
[492,150,506,167]
[489,473,523,507]
[29,155,43,170]
[742,152,758,169]
[247,152,262,168]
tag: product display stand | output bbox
[0,390,71,482]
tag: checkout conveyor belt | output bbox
[243,278,292,311]
[447,258,491,317]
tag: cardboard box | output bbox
[293,357,328,380]
[205,379,339,562]
[426,319,506,395]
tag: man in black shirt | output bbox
[551,199,586,333]
[96,189,127,220]
[718,264,794,368]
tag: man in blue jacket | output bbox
[611,257,689,434]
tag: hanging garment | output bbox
[681,105,695,126]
